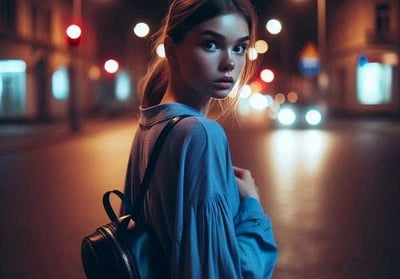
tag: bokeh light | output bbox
[277,107,296,125]
[255,40,269,54]
[266,19,282,35]
[305,109,322,125]
[133,22,150,38]
[287,91,298,103]
[249,93,270,111]
[156,44,166,58]
[250,80,263,93]
[260,68,275,83]
[247,47,258,61]
[88,66,101,80]
[66,24,82,39]
[239,85,252,99]
[275,93,286,104]
[104,59,119,74]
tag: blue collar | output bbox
[139,103,203,127]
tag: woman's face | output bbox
[169,13,249,104]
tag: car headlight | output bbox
[305,109,322,125]
[277,107,296,125]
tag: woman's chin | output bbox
[211,88,233,99]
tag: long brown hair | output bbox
[140,0,258,117]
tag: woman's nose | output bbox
[219,56,235,72]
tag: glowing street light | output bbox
[266,19,282,35]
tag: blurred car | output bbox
[275,102,325,128]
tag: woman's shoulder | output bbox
[174,115,227,142]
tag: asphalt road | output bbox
[0,116,399,278]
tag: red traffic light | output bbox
[66,24,82,46]
[104,59,119,74]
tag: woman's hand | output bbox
[233,166,260,201]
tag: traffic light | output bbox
[66,24,82,46]
[104,59,119,74]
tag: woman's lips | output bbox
[214,77,234,89]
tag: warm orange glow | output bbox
[300,42,319,58]
[255,40,269,54]
[382,52,398,65]
[250,81,263,93]
[88,66,101,80]
[275,93,286,104]
[287,91,298,103]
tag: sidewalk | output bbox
[0,114,137,155]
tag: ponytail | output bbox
[140,57,169,107]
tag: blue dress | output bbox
[123,103,278,279]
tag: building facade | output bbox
[327,0,400,116]
[0,0,140,122]
[0,0,100,121]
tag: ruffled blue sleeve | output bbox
[173,118,278,279]
[234,198,278,279]
[180,195,242,279]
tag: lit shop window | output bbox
[356,55,394,105]
[0,60,27,116]
[115,71,131,101]
[52,67,69,100]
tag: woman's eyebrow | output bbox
[200,30,249,42]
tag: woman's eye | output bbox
[233,44,248,55]
[203,41,218,51]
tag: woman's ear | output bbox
[164,36,178,67]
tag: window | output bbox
[356,55,393,105]
[0,60,27,117]
[52,67,69,100]
[115,71,131,101]
[0,0,17,31]
[376,3,390,33]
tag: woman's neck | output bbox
[161,83,210,113]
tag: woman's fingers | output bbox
[233,166,259,200]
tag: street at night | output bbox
[1,0,400,278]
[1,116,399,278]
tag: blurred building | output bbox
[3,0,398,121]
[327,0,400,116]
[0,0,140,123]
[0,0,94,121]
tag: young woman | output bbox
[122,0,278,278]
